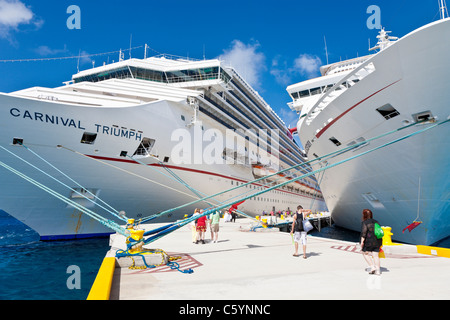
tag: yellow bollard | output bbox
[256,216,260,221]
[130,229,145,241]
[281,215,284,220]
[381,226,394,246]
[126,219,135,229]
[262,218,268,228]
[128,229,145,254]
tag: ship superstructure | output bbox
[0,54,326,240]
[287,19,450,245]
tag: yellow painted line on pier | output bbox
[417,245,450,258]
[87,257,116,300]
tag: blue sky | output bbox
[0,0,443,128]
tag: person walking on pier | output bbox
[209,210,221,243]
[360,209,382,275]
[290,205,308,259]
[196,210,207,244]
[191,208,200,243]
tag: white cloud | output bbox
[270,55,291,86]
[35,44,68,56]
[270,53,322,86]
[78,50,93,65]
[217,40,266,89]
[293,54,322,78]
[0,0,42,39]
[0,0,32,27]
[278,105,299,128]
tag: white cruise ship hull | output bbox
[0,88,326,240]
[296,19,450,245]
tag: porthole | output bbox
[80,132,97,145]
[376,104,400,120]
[329,136,341,146]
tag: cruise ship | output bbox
[0,53,326,240]
[287,16,450,245]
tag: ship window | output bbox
[291,92,299,99]
[131,67,165,82]
[74,66,132,83]
[181,115,185,121]
[120,151,128,157]
[12,138,23,145]
[376,104,400,120]
[299,89,310,98]
[80,132,97,145]
[166,66,219,83]
[163,156,169,163]
[329,136,341,146]
[219,68,232,83]
[310,87,321,96]
[133,137,156,156]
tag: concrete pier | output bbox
[91,218,450,301]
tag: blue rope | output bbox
[0,144,127,222]
[167,261,193,274]
[127,154,209,202]
[0,159,129,236]
[139,118,449,245]
[136,119,432,223]
[0,118,444,242]
[115,249,193,274]
[115,249,155,269]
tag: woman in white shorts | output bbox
[290,205,308,259]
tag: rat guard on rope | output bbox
[229,200,245,213]
[403,176,424,234]
[402,221,422,233]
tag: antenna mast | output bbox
[77,49,81,73]
[440,0,448,19]
[129,34,132,59]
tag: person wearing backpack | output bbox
[360,209,383,275]
[290,205,308,259]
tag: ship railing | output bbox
[152,53,202,62]
[166,72,221,84]
[225,67,285,126]
[304,60,376,127]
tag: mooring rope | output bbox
[126,154,216,206]
[58,145,204,200]
[0,159,129,236]
[45,118,430,227]
[133,118,448,245]
[136,118,433,223]
[126,154,258,223]
[0,118,444,243]
[0,143,127,222]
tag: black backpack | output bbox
[294,213,304,232]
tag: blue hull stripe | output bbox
[40,232,113,241]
